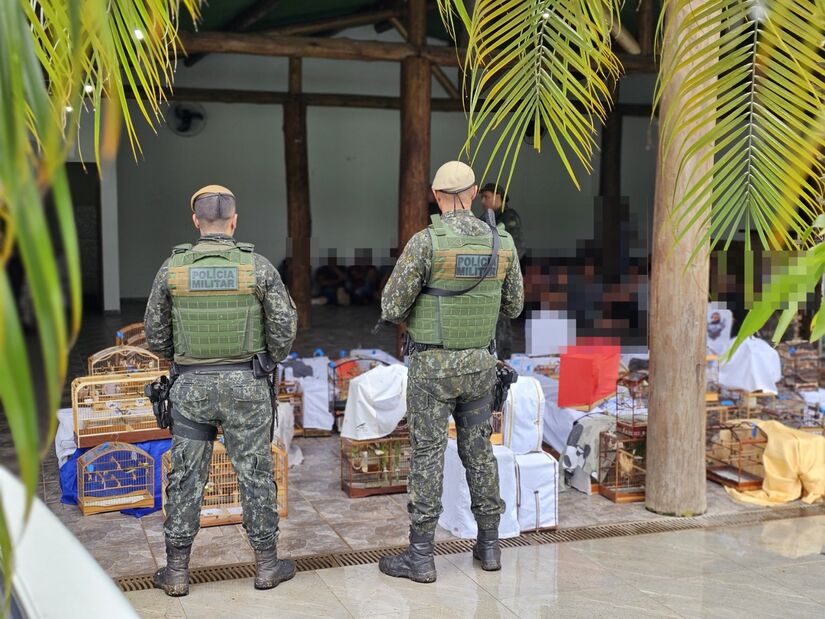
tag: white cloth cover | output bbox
[55,408,77,467]
[273,402,295,450]
[501,376,545,454]
[349,349,402,366]
[298,375,334,430]
[707,307,734,356]
[514,452,559,531]
[439,439,519,539]
[718,337,782,394]
[340,365,408,440]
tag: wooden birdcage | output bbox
[115,322,146,347]
[341,433,411,498]
[706,355,721,403]
[72,371,169,447]
[162,439,288,527]
[778,341,820,391]
[87,345,161,375]
[598,431,646,503]
[77,442,154,515]
[732,390,776,419]
[613,371,648,438]
[328,356,390,417]
[706,422,767,490]
[278,379,304,433]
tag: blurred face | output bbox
[480,190,501,210]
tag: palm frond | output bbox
[658,0,825,253]
[438,0,621,191]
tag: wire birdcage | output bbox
[77,442,154,515]
[612,371,649,438]
[162,439,287,527]
[87,345,161,375]
[706,354,721,403]
[706,422,767,490]
[341,433,411,498]
[778,341,820,391]
[328,356,391,418]
[115,322,146,347]
[598,431,646,503]
[72,371,169,447]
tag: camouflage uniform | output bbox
[492,207,524,360]
[145,233,297,550]
[382,210,524,535]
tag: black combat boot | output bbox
[378,529,437,583]
[473,528,501,571]
[152,543,192,597]
[254,547,296,590]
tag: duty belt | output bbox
[175,361,254,374]
[404,337,495,356]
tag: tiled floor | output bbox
[126,514,825,618]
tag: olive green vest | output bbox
[166,241,266,365]
[406,215,515,349]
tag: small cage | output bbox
[730,389,776,419]
[705,401,741,434]
[706,422,767,490]
[72,371,169,447]
[329,356,391,419]
[706,355,721,403]
[77,442,154,515]
[162,439,288,527]
[341,434,411,498]
[278,380,304,433]
[115,322,146,347]
[598,431,646,503]
[612,371,649,438]
[778,341,820,391]
[88,345,161,375]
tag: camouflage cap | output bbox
[432,161,475,194]
[190,184,234,212]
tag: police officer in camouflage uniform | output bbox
[379,162,524,583]
[145,185,298,596]
[480,183,524,361]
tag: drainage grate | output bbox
[116,502,825,592]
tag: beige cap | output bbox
[190,184,234,211]
[432,161,475,194]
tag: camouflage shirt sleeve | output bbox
[381,230,432,324]
[144,258,174,359]
[255,254,298,361]
[500,254,524,319]
[500,209,524,258]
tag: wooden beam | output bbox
[262,7,404,37]
[177,32,658,72]
[605,9,642,55]
[389,17,460,99]
[283,57,313,329]
[185,0,282,66]
[637,0,656,56]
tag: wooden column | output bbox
[599,83,624,283]
[646,2,714,516]
[284,57,312,329]
[638,0,656,56]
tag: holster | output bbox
[253,352,279,440]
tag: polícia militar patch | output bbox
[188,266,239,291]
[454,254,497,278]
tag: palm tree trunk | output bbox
[646,2,715,516]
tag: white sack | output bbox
[340,364,408,440]
[501,376,545,454]
[298,375,334,430]
[719,337,782,394]
[514,451,559,531]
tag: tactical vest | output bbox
[166,241,265,364]
[406,215,515,349]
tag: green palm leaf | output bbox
[437,0,621,191]
[658,0,825,254]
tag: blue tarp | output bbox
[60,439,172,517]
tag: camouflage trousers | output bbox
[406,361,504,536]
[495,312,513,361]
[165,369,279,550]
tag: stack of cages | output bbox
[613,371,649,438]
[162,438,288,527]
[598,431,646,503]
[778,340,820,392]
[341,425,411,498]
[77,442,154,515]
[329,356,390,432]
[277,377,304,435]
[114,322,172,371]
[88,345,161,376]
[706,421,767,490]
[72,371,169,448]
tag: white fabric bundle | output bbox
[719,337,782,394]
[501,376,545,454]
[340,364,408,440]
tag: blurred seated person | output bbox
[347,262,379,305]
[314,257,347,305]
